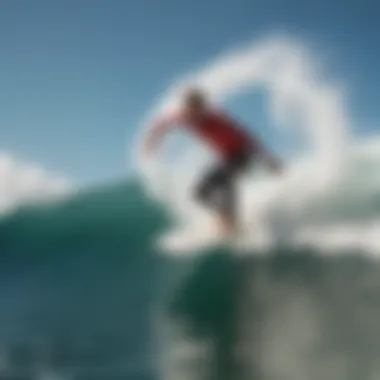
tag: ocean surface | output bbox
[0,179,380,380]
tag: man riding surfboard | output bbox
[142,87,283,236]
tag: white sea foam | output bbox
[137,34,380,255]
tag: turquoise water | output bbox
[1,180,380,380]
[0,181,165,379]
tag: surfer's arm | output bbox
[256,142,283,173]
[215,109,283,173]
[248,133,283,173]
[143,112,182,156]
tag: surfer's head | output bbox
[182,87,208,117]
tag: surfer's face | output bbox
[184,93,207,120]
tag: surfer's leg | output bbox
[214,150,253,234]
[220,178,236,232]
[194,163,237,235]
[194,164,226,211]
[195,150,252,234]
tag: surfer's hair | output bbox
[183,87,208,106]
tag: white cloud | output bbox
[136,33,380,255]
[0,152,73,214]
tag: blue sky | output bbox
[0,0,379,184]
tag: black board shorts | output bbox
[194,147,254,217]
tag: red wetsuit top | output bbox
[149,108,262,159]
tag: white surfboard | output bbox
[157,217,269,255]
[157,223,230,255]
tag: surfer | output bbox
[142,87,283,236]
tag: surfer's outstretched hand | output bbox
[265,155,284,174]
